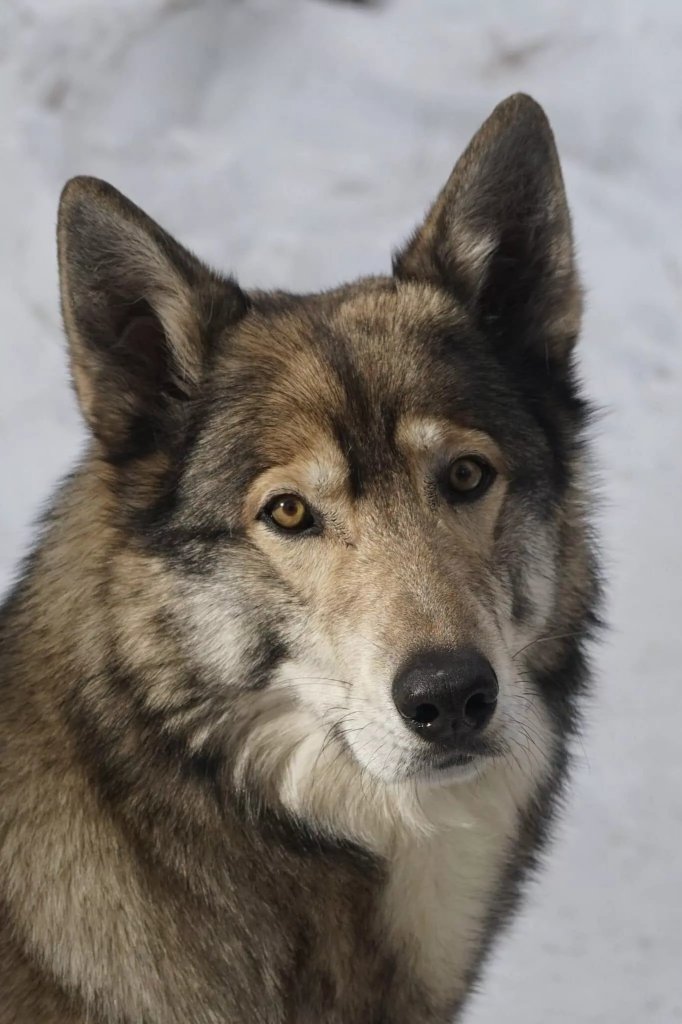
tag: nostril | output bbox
[463,689,497,730]
[392,648,498,745]
[412,702,440,725]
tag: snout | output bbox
[392,648,498,752]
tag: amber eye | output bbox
[262,494,315,533]
[443,456,494,503]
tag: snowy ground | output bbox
[1,1,681,1020]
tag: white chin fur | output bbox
[230,680,554,858]
[224,634,558,859]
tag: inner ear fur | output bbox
[393,94,582,365]
[58,176,249,458]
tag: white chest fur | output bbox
[272,697,553,1006]
[381,751,548,1006]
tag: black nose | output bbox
[392,648,498,747]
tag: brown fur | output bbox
[0,95,598,1023]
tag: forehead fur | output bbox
[211,278,468,462]
[206,280,477,495]
[200,276,553,490]
[231,277,463,390]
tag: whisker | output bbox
[284,676,353,688]
[511,632,582,660]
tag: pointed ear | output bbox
[58,177,248,458]
[393,94,581,364]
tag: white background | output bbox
[1,2,681,1021]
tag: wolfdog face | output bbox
[57,96,596,839]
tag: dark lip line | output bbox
[421,746,501,773]
[400,750,494,780]
[436,752,479,770]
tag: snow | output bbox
[1,0,681,1020]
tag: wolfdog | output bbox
[0,95,599,1023]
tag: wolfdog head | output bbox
[57,95,597,841]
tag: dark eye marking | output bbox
[259,494,319,535]
[439,456,496,505]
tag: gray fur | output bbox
[0,95,599,1024]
